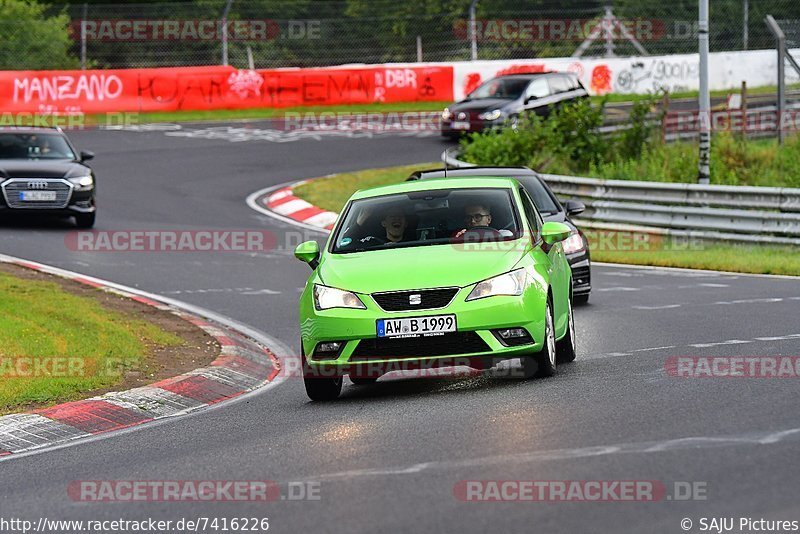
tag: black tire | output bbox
[521,298,556,379]
[573,293,589,305]
[349,376,379,386]
[556,296,577,364]
[301,345,342,401]
[75,212,95,229]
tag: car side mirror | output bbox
[541,222,572,245]
[294,240,320,269]
[80,150,94,162]
[563,200,585,216]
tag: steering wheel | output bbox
[457,226,503,242]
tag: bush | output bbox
[0,0,79,69]
[459,94,800,187]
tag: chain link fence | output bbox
[20,0,800,69]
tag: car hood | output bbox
[318,243,526,294]
[0,159,89,180]
[448,98,514,113]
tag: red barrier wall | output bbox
[0,65,453,114]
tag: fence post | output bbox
[221,0,234,66]
[660,91,670,144]
[80,3,88,70]
[740,81,747,140]
[417,35,422,62]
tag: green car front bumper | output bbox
[300,283,549,375]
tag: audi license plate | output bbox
[377,315,456,338]
[451,120,470,130]
[20,191,57,202]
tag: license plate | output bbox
[377,315,456,338]
[451,120,470,130]
[20,191,57,202]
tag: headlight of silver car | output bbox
[441,108,452,120]
[478,109,503,121]
[313,284,366,311]
[466,268,528,301]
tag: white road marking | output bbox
[698,283,730,287]
[296,427,800,483]
[633,304,681,310]
[630,346,676,352]
[597,286,640,292]
[689,339,753,348]
[713,298,785,305]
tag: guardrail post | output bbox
[660,92,670,144]
[740,81,747,140]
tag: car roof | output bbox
[0,126,64,135]
[351,177,520,200]
[409,166,539,180]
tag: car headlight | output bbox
[68,175,93,189]
[441,108,452,120]
[466,268,528,301]
[562,231,586,255]
[478,109,503,121]
[313,284,366,311]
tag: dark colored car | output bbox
[0,127,96,228]
[441,72,588,138]
[408,166,591,303]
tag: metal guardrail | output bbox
[442,147,800,245]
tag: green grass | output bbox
[589,134,800,188]
[585,230,800,276]
[593,82,800,104]
[86,101,451,125]
[291,163,799,277]
[0,271,182,414]
[292,162,438,212]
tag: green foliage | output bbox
[0,0,79,69]
[460,94,800,187]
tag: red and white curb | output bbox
[0,254,287,458]
[250,180,338,231]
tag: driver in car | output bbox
[454,204,513,239]
[350,206,408,247]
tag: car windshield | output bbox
[0,133,75,160]
[333,188,522,253]
[513,176,560,215]
[467,77,530,100]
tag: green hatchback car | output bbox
[294,177,577,400]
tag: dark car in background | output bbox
[441,72,588,138]
[0,127,96,228]
[408,166,591,303]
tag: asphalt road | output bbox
[1,124,799,533]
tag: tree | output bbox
[0,0,79,69]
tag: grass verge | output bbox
[291,162,799,276]
[0,264,216,414]
[87,101,452,125]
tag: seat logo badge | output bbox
[27,180,48,190]
[409,294,422,305]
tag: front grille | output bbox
[350,332,490,360]
[371,287,459,312]
[1,179,72,209]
